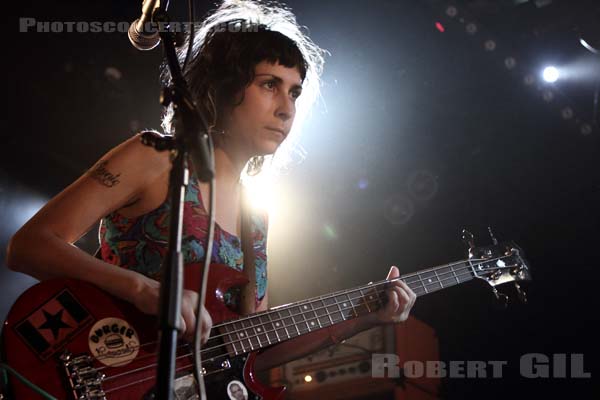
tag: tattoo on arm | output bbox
[88,159,121,188]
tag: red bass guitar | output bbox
[1,241,531,399]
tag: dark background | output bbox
[3,0,599,398]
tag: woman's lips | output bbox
[265,127,286,138]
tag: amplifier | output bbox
[267,316,440,400]
[280,323,394,391]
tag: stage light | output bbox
[579,38,598,54]
[542,90,554,102]
[446,6,458,18]
[484,39,496,52]
[357,177,369,190]
[407,170,438,202]
[383,194,415,225]
[466,23,477,35]
[246,179,275,211]
[504,57,517,69]
[560,107,574,120]
[542,66,559,83]
[304,375,312,383]
[580,123,592,136]
[323,224,338,240]
[523,74,535,86]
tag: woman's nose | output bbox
[275,93,294,122]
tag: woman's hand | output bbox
[129,273,213,343]
[376,266,416,323]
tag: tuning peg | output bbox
[491,287,509,310]
[160,87,174,106]
[461,229,475,250]
[514,282,528,303]
[487,226,498,245]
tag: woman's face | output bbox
[222,60,303,158]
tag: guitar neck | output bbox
[214,259,476,355]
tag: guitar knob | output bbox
[316,370,327,382]
[487,226,499,245]
[461,229,475,250]
[492,287,509,310]
[514,282,528,303]
[160,87,174,106]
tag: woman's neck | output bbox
[212,146,246,191]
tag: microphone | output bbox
[128,0,161,51]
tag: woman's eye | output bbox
[263,81,276,90]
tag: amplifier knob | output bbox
[316,371,327,382]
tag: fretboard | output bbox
[214,259,476,356]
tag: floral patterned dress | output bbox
[98,161,268,312]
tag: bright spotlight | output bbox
[580,38,598,54]
[542,66,559,83]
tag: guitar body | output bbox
[2,241,531,399]
[2,264,285,400]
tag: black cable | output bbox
[193,132,216,400]
[182,0,196,74]
[0,363,57,400]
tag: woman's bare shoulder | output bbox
[110,131,171,169]
[10,132,172,244]
[92,132,172,189]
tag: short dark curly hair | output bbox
[160,0,326,177]
[186,22,307,131]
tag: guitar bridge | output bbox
[60,351,106,400]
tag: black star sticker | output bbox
[38,309,71,340]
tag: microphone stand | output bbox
[141,5,215,399]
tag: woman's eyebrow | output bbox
[255,73,303,91]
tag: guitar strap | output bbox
[239,185,257,315]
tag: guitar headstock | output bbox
[462,228,532,307]
[468,241,532,287]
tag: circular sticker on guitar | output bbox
[227,380,248,400]
[88,317,140,367]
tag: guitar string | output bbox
[103,288,404,393]
[103,360,215,395]
[100,301,380,385]
[187,254,507,335]
[98,266,481,386]
[92,260,481,368]
[93,255,506,374]
[92,261,489,370]
[94,256,489,365]
[102,261,518,396]
[98,293,386,379]
[100,261,495,394]
[205,264,481,346]
[96,254,505,368]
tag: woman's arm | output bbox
[5,134,165,297]
[6,133,214,342]
[253,266,416,372]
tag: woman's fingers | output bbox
[178,314,187,337]
[179,291,213,344]
[180,290,198,340]
[200,304,213,344]
[388,285,409,313]
[396,279,416,308]
[386,265,400,280]
[379,266,417,323]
